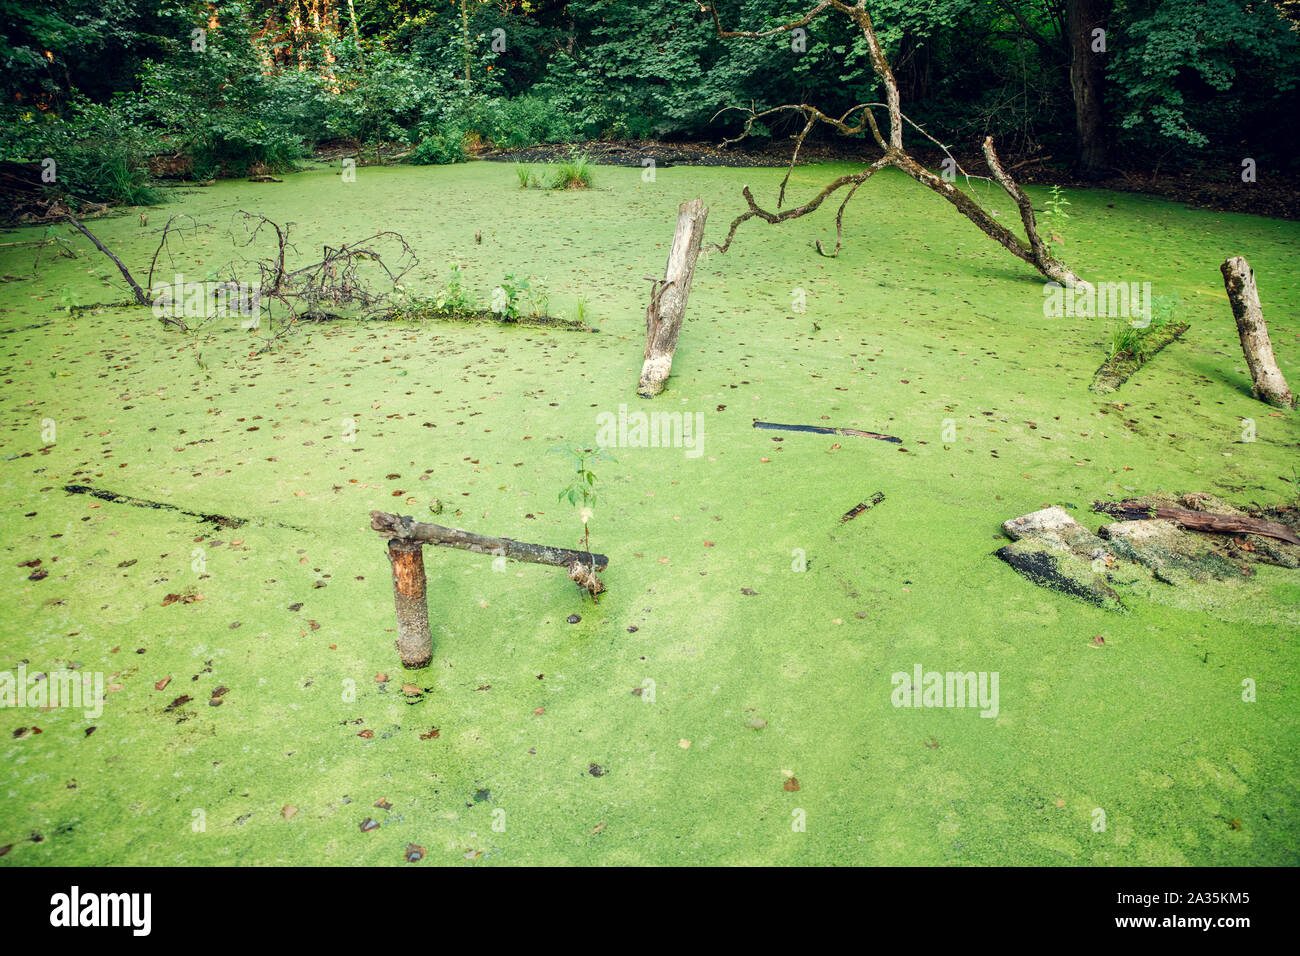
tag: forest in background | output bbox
[2,0,1299,205]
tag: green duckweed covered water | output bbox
[1,160,1297,865]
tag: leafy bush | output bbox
[7,98,161,205]
[411,126,467,165]
[496,95,576,147]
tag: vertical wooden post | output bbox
[388,539,431,669]
[638,197,709,398]
[1221,256,1294,408]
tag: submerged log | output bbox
[638,197,709,398]
[753,420,902,443]
[1220,256,1294,408]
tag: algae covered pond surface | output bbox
[1,160,1298,865]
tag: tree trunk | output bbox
[388,538,431,669]
[461,0,471,84]
[1220,256,1294,408]
[1066,0,1110,178]
[638,197,708,398]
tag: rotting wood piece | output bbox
[370,511,609,570]
[842,492,886,523]
[1093,500,1300,546]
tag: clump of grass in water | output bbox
[1104,293,1179,367]
[573,293,590,325]
[550,153,593,190]
[512,154,592,190]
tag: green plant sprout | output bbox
[434,263,471,313]
[1043,185,1071,255]
[551,443,614,563]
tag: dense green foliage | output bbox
[3,0,1298,203]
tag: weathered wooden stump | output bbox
[388,538,431,669]
[638,197,709,398]
[1221,256,1294,408]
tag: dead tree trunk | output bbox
[1220,256,1294,408]
[638,198,708,398]
[388,538,431,668]
[707,2,1087,291]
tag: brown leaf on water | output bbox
[281,805,298,821]
[359,818,380,832]
[783,776,800,792]
[419,727,440,740]
[357,729,374,739]
[401,684,421,696]
[590,822,607,835]
[163,695,192,712]
[161,593,181,607]
[374,798,392,810]
[404,843,425,863]
[154,677,171,691]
